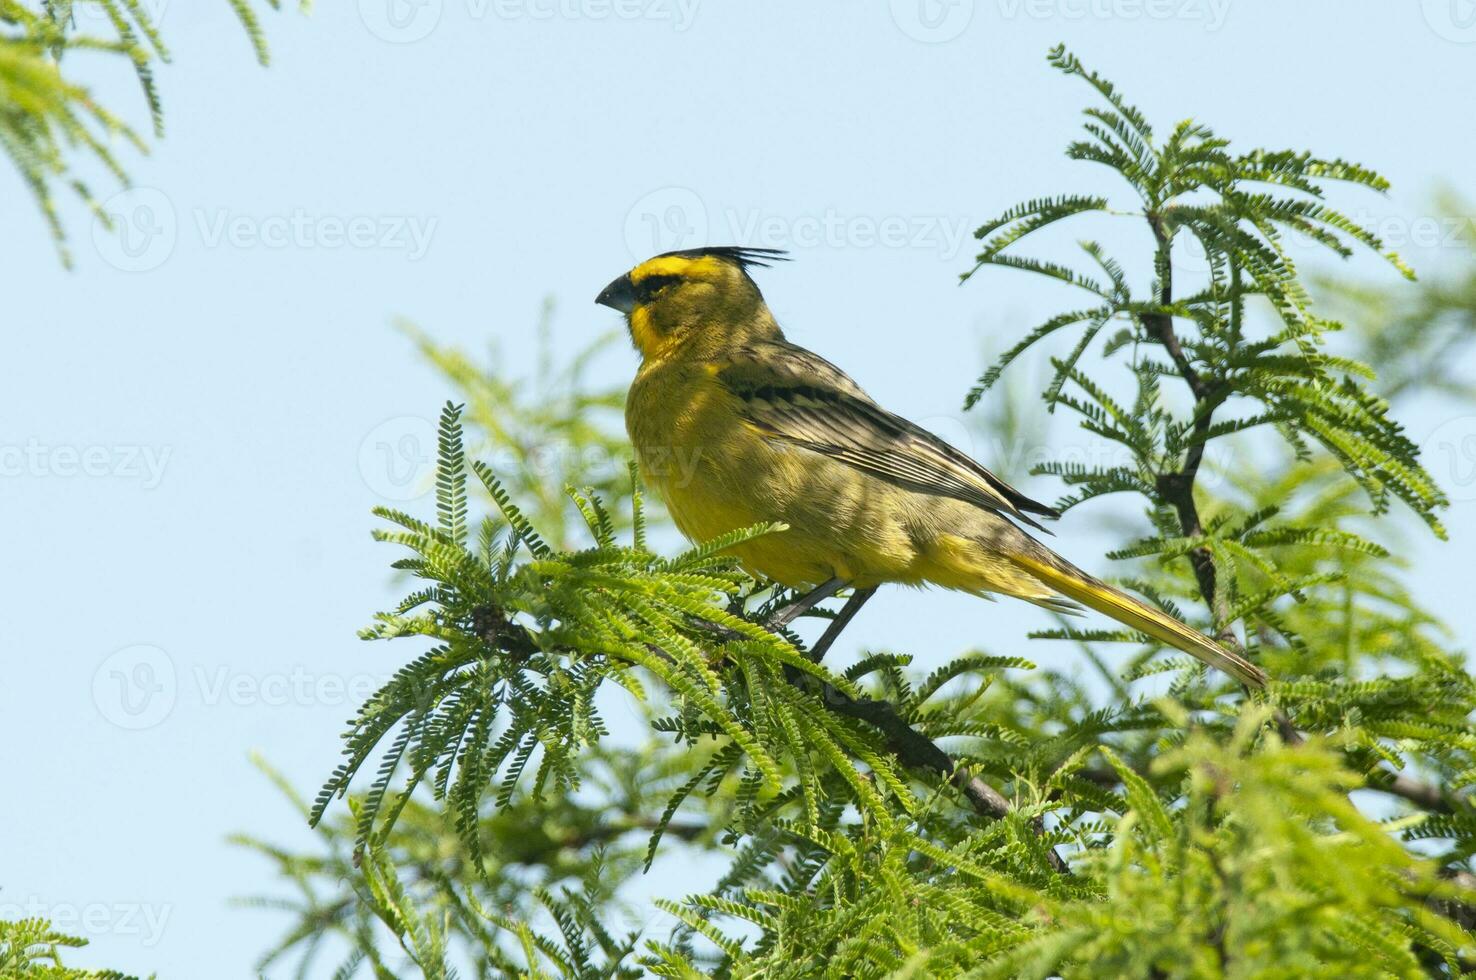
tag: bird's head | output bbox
[596,246,788,359]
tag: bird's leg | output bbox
[767,577,846,630]
[807,586,877,663]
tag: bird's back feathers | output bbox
[715,341,1060,531]
[612,248,1268,689]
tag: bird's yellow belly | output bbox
[658,466,907,589]
[632,400,925,588]
[626,364,1053,601]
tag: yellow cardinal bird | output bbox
[596,246,1266,688]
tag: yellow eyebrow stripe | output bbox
[631,254,723,282]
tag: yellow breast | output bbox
[625,357,924,589]
[626,359,772,543]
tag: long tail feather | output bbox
[1013,552,1267,689]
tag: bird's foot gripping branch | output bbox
[314,402,1055,868]
[295,47,1476,975]
[306,403,1476,974]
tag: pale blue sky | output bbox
[4,2,1476,975]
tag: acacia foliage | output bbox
[0,0,304,263]
[247,48,1476,978]
[0,917,145,979]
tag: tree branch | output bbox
[769,607,1070,872]
[1366,766,1461,814]
[1134,219,1469,825]
[472,600,1071,873]
[1144,210,1236,644]
[820,680,1071,873]
[1080,759,1463,816]
[819,687,1011,819]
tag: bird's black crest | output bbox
[656,246,790,269]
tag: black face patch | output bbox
[633,273,681,305]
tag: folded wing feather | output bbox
[715,342,1060,531]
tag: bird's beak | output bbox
[595,273,636,315]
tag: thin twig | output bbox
[807,587,877,663]
[820,681,1071,873]
[1133,222,1460,822]
[1144,210,1236,646]
[766,601,1071,873]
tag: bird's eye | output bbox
[633,274,681,304]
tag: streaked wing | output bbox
[715,342,1059,530]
